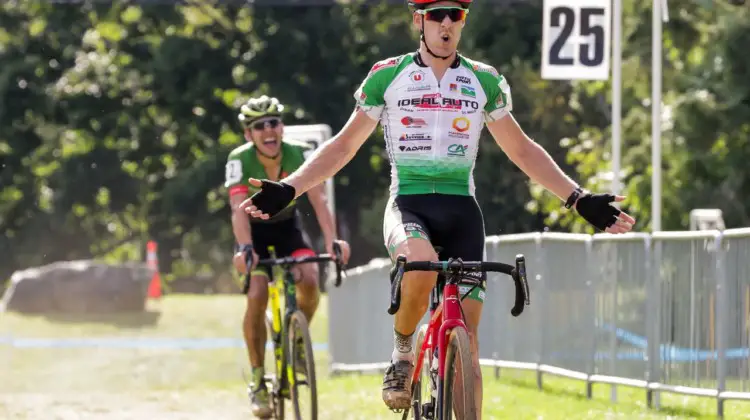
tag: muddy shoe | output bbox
[248,384,272,419]
[382,359,413,410]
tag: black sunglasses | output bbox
[250,118,281,131]
[418,6,468,23]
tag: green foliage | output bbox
[533,1,750,232]
[0,0,748,283]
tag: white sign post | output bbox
[541,0,618,402]
[282,124,337,289]
[541,0,620,194]
[282,124,335,221]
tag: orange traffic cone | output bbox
[146,240,162,299]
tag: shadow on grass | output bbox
[31,310,162,329]
[494,375,706,418]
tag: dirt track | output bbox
[1,391,251,420]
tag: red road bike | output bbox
[387,255,530,419]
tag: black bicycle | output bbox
[243,243,345,420]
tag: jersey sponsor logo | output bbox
[399,145,431,152]
[401,116,427,128]
[407,84,431,92]
[456,75,471,84]
[399,133,432,142]
[451,117,470,132]
[403,222,426,233]
[450,84,475,98]
[447,144,469,157]
[495,76,512,109]
[472,64,499,77]
[369,57,399,74]
[409,70,425,82]
[397,93,479,111]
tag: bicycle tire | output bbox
[289,310,317,420]
[441,327,476,420]
[266,312,285,419]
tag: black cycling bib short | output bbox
[383,194,487,303]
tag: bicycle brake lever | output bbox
[510,254,530,317]
[332,242,344,287]
[388,255,407,315]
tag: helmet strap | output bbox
[420,17,453,60]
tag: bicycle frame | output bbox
[410,273,468,420]
[265,245,300,394]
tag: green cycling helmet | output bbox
[238,95,285,128]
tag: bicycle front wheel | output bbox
[406,324,431,420]
[288,310,317,420]
[441,327,476,420]
[266,311,285,419]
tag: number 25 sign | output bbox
[541,0,611,81]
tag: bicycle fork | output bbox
[437,282,465,420]
[282,271,299,393]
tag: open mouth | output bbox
[263,138,278,147]
[441,33,451,43]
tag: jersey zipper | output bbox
[433,77,440,194]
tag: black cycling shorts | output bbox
[245,214,315,279]
[382,193,487,302]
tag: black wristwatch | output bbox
[564,187,584,209]
[238,243,254,254]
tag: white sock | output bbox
[392,328,414,363]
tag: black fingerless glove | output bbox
[574,192,621,231]
[250,180,296,217]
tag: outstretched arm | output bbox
[244,56,398,219]
[486,113,579,201]
[283,109,378,197]
[486,113,636,233]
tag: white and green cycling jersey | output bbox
[354,52,513,196]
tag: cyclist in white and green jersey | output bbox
[239,0,636,416]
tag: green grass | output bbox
[1,294,749,419]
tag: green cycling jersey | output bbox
[353,52,512,196]
[224,139,313,222]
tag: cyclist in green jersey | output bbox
[239,1,636,417]
[225,94,351,418]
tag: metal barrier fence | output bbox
[327,228,750,417]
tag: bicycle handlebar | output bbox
[247,242,346,288]
[387,254,530,317]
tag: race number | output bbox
[541,0,611,80]
[225,160,243,185]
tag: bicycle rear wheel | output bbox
[440,327,476,420]
[288,310,317,420]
